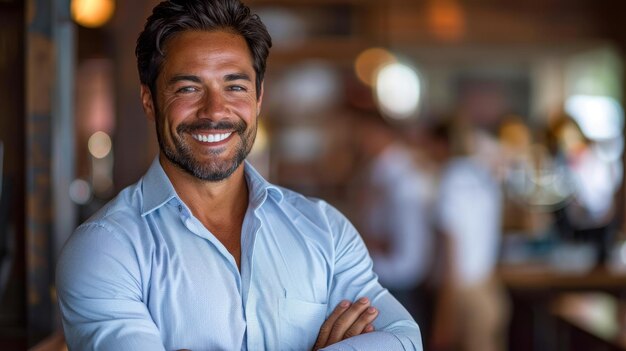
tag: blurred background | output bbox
[2,0,626,350]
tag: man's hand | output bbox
[313,297,378,350]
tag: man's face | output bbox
[142,30,262,181]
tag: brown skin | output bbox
[140,30,377,348]
[314,297,378,350]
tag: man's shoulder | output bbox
[74,180,146,240]
[268,185,353,232]
[272,185,333,215]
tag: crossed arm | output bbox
[176,299,379,351]
[314,296,379,350]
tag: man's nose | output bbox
[198,88,229,120]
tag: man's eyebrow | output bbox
[167,75,201,85]
[224,73,252,82]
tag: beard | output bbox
[155,113,256,182]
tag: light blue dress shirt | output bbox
[57,158,422,351]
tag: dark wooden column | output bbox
[25,0,56,345]
[0,0,27,349]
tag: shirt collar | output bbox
[244,160,284,209]
[140,157,283,216]
[141,157,179,216]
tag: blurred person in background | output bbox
[55,0,422,350]
[428,117,509,351]
[353,112,435,336]
[496,115,559,237]
[544,113,621,264]
[497,116,536,234]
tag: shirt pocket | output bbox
[278,297,328,351]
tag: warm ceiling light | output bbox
[427,0,465,41]
[354,47,397,87]
[71,0,115,28]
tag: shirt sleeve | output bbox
[322,203,423,350]
[56,223,166,351]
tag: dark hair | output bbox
[136,0,272,99]
[544,112,589,156]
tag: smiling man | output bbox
[56,1,422,350]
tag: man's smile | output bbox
[191,132,233,143]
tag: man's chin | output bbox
[160,140,249,182]
[185,158,243,182]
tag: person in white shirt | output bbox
[353,112,434,329]
[428,119,509,351]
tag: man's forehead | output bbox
[161,31,252,63]
[163,29,248,53]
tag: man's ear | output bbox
[140,84,156,122]
[256,82,264,116]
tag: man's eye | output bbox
[177,86,198,93]
[228,85,246,92]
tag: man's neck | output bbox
[159,154,249,267]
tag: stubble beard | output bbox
[156,112,256,182]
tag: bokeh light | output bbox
[427,0,466,41]
[565,95,624,141]
[354,48,397,87]
[374,62,421,120]
[71,0,115,28]
[88,131,112,159]
[69,179,92,205]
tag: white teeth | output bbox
[192,132,232,143]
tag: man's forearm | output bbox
[320,330,421,351]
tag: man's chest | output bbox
[142,222,332,350]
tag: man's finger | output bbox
[343,307,378,339]
[313,300,351,350]
[326,297,372,345]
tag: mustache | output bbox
[177,120,246,135]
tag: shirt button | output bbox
[178,204,183,212]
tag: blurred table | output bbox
[499,262,626,351]
[551,293,626,351]
[500,262,626,292]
